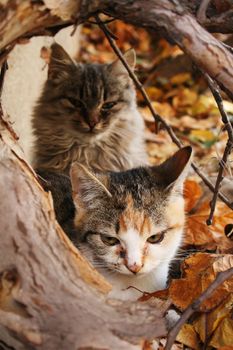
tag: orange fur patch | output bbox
[119,194,152,236]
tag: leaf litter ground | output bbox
[78,21,233,350]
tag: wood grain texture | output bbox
[0,117,167,349]
[1,0,233,97]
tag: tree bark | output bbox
[83,0,233,99]
[1,0,233,99]
[0,115,167,349]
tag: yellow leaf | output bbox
[191,95,218,117]
[144,87,163,101]
[209,318,233,348]
[190,129,216,143]
[172,88,198,111]
[177,324,201,350]
[193,294,233,343]
[170,73,192,85]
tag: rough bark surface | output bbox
[1,0,233,99]
[0,117,167,349]
[83,0,233,99]
[1,0,233,349]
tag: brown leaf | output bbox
[184,180,202,212]
[185,201,233,252]
[169,253,233,311]
[209,318,233,349]
[177,324,201,350]
[193,294,233,346]
[144,87,163,101]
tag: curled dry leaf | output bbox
[176,324,201,350]
[186,201,233,252]
[169,253,233,311]
[193,293,233,348]
[209,318,233,349]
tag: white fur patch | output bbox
[120,228,143,268]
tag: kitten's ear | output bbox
[155,146,192,189]
[108,49,136,77]
[48,43,75,82]
[70,163,112,209]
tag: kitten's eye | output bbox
[100,235,120,246]
[147,232,165,244]
[101,102,117,110]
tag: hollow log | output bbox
[0,115,167,349]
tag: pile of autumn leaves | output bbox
[79,21,233,349]
[150,180,233,349]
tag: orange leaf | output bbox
[169,253,233,311]
[184,180,203,212]
[185,201,233,252]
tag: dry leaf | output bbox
[190,129,217,143]
[172,88,198,112]
[185,201,233,252]
[170,72,192,85]
[176,324,201,350]
[144,87,163,101]
[169,253,233,311]
[184,180,202,212]
[191,95,218,117]
[209,318,233,349]
[193,294,233,346]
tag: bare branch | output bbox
[197,0,212,22]
[96,15,233,211]
[201,73,233,225]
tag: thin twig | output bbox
[205,74,233,141]
[191,162,233,209]
[96,16,160,132]
[201,73,233,224]
[165,267,233,350]
[206,141,233,225]
[96,14,233,210]
[0,60,8,98]
[197,0,211,22]
[87,18,115,25]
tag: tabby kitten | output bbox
[32,43,147,174]
[70,146,192,300]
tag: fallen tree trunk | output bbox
[0,116,167,349]
[1,0,233,99]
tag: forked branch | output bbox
[96,15,233,211]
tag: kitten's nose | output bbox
[88,116,99,130]
[126,262,142,274]
[88,120,98,130]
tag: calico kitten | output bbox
[69,146,192,300]
[32,43,147,174]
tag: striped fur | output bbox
[70,147,192,300]
[32,44,148,174]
